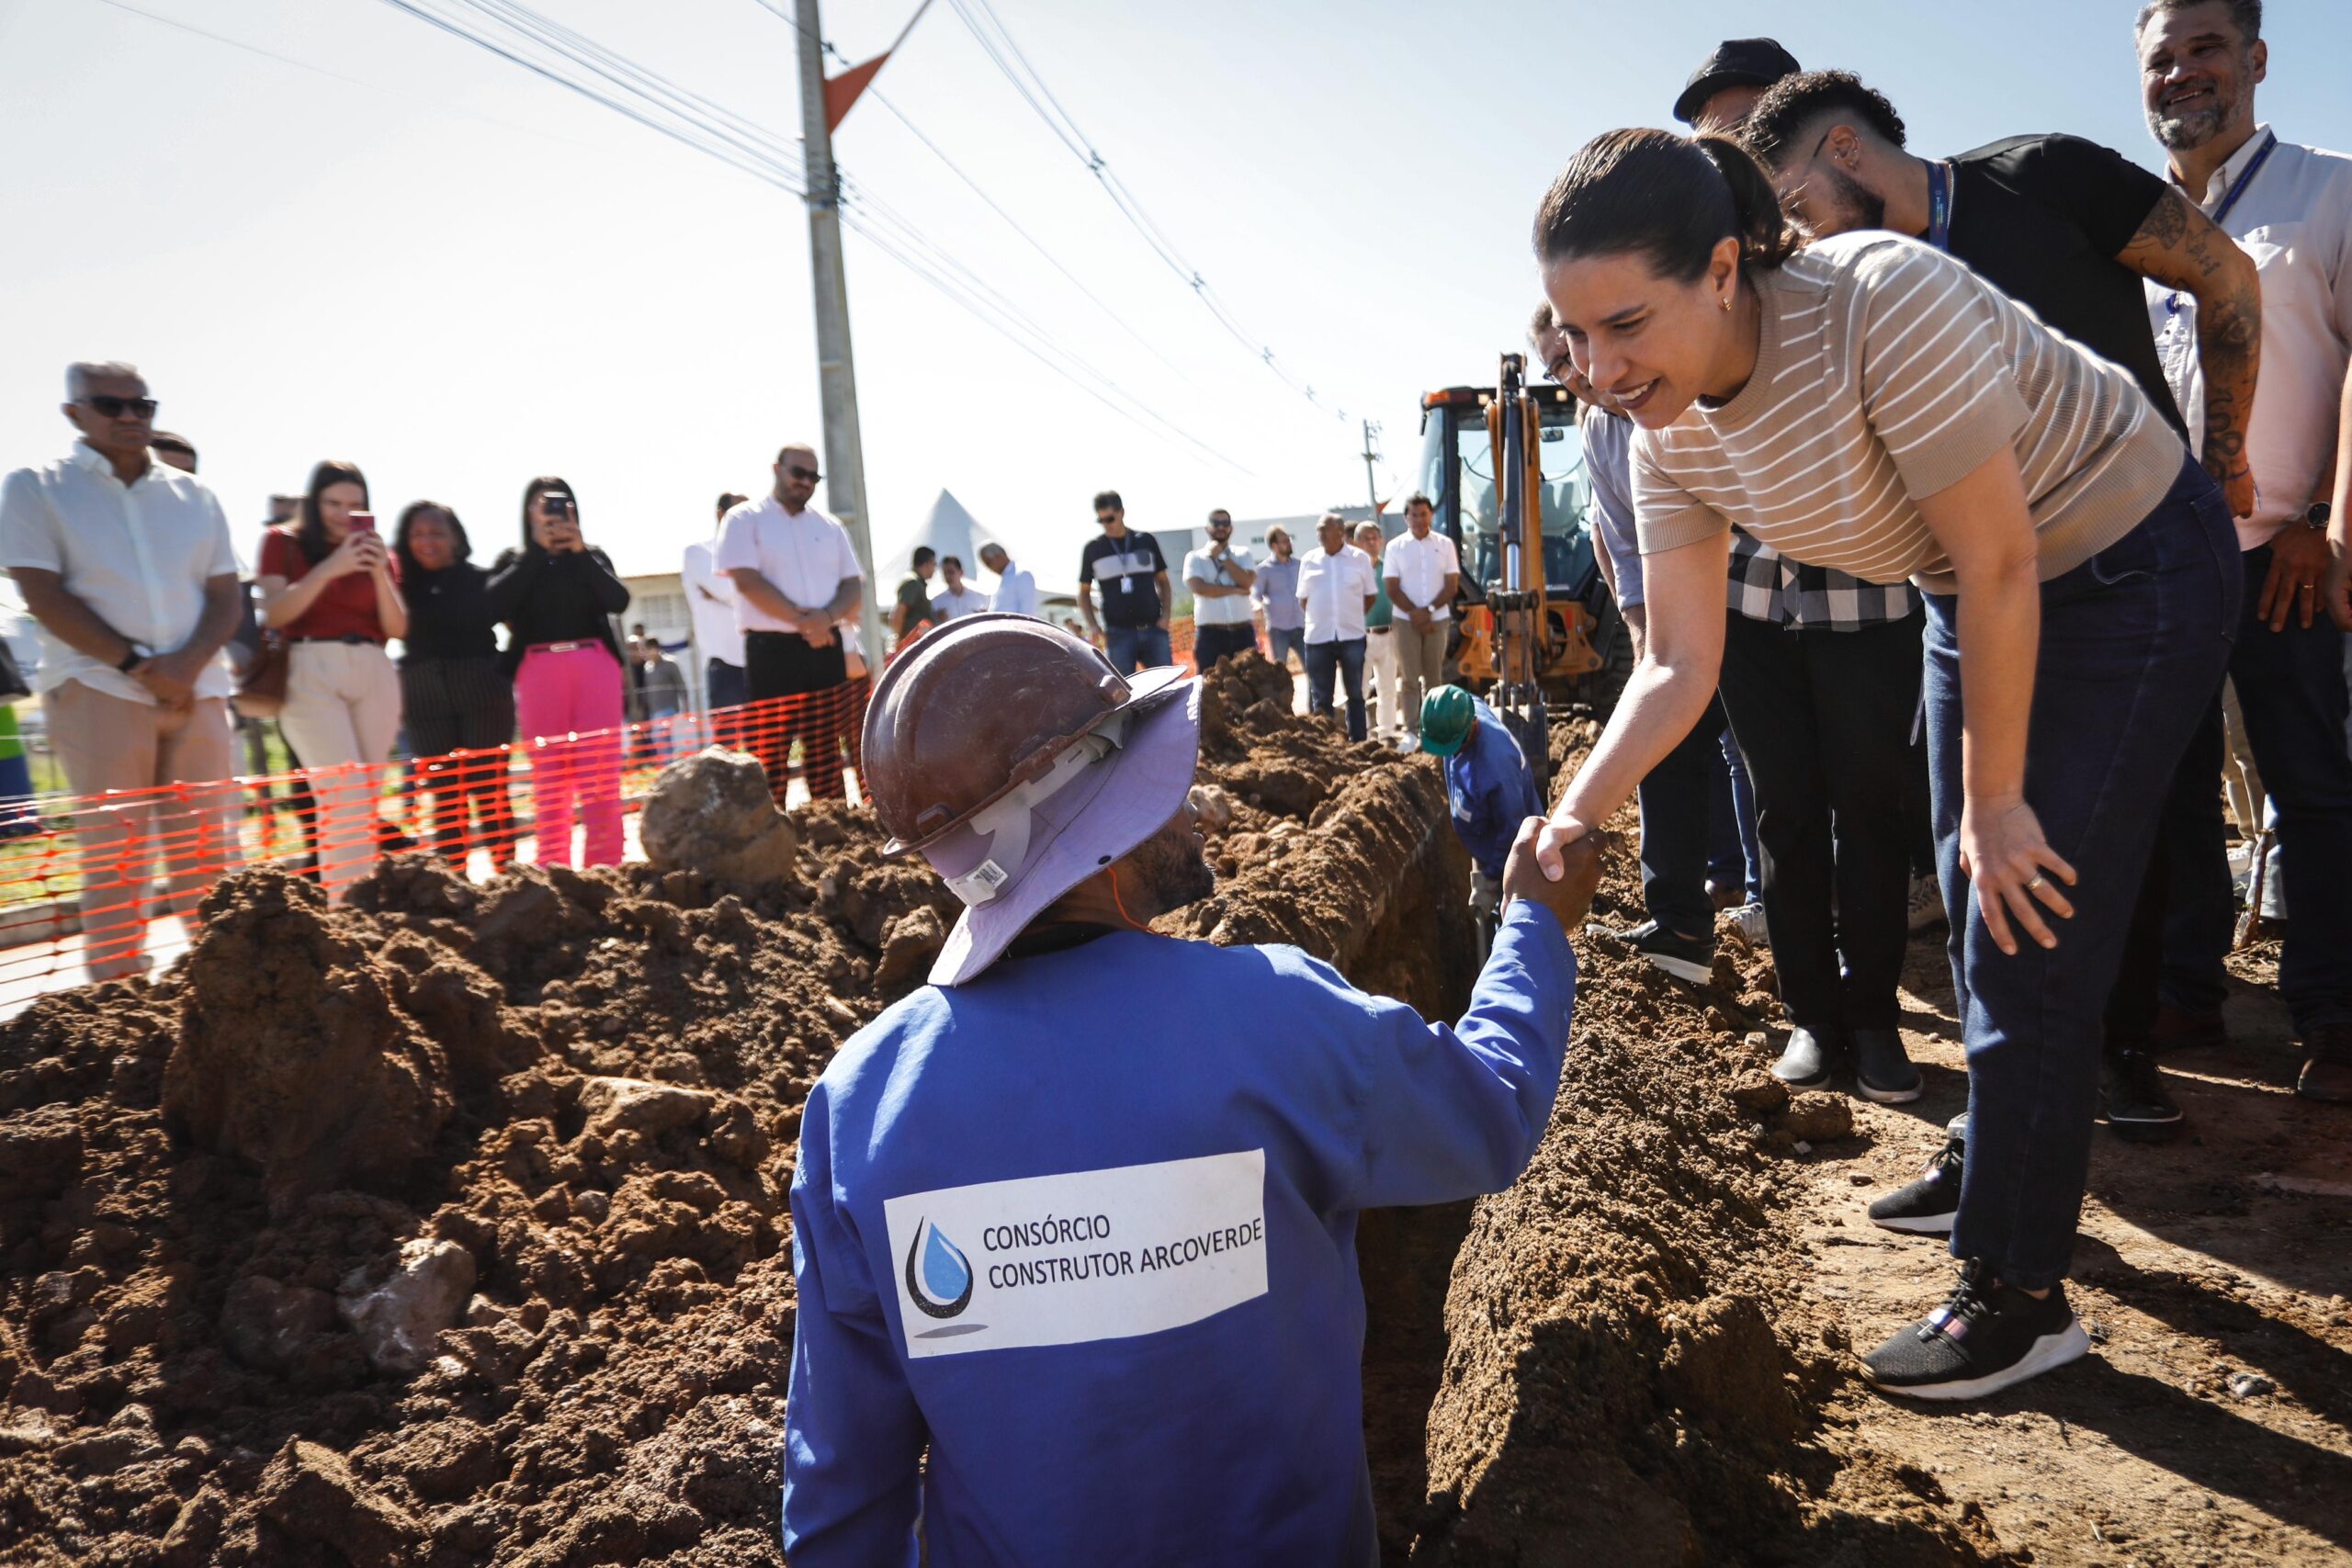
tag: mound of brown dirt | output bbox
[0,687,2036,1565]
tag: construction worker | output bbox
[781,614,1602,1565]
[1420,685,1544,924]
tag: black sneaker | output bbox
[1861,1259,2089,1400]
[1590,919,1715,984]
[1868,1130,1963,1235]
[1770,1027,1834,1089]
[2102,1045,2183,1141]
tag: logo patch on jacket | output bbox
[882,1150,1268,1359]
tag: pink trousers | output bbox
[514,643,625,868]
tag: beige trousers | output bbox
[277,640,402,901]
[45,680,235,981]
[1363,627,1400,736]
[1392,618,1450,735]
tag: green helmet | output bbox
[1419,685,1476,758]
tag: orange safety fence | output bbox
[0,620,1238,1005]
[0,680,871,1003]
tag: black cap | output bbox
[1671,38,1802,126]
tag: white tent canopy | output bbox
[869,489,1082,603]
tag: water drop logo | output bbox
[904,1217,975,1319]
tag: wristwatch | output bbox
[2306,502,2333,530]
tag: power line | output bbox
[374,0,1250,471]
[942,0,1357,424]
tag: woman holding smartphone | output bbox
[1530,130,2235,1399]
[487,477,630,868]
[259,458,408,901]
[393,501,515,870]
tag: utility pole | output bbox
[795,0,887,666]
[1360,419,1383,519]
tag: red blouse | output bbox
[259,526,384,642]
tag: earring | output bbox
[1721,294,1734,313]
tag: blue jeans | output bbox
[1713,728,1763,902]
[1303,637,1367,741]
[1265,626,1305,673]
[1637,693,1730,940]
[1105,623,1172,675]
[1930,457,2238,1289]
[2157,545,2352,1033]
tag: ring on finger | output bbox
[2024,873,2046,891]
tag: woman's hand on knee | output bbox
[1958,796,2076,956]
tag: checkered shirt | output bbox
[1727,530,1917,629]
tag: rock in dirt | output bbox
[875,905,946,984]
[257,1438,425,1566]
[577,1075,714,1138]
[337,1236,479,1376]
[2227,1371,2276,1399]
[163,867,453,1213]
[639,747,800,886]
[1782,1090,1856,1143]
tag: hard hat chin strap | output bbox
[944,711,1135,907]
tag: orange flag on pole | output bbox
[822,0,934,132]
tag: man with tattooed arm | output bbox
[1737,58,2263,1183]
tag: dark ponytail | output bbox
[1532,128,1800,282]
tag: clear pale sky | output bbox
[6,0,2352,588]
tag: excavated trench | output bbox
[0,652,1992,1564]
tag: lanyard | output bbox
[1925,161,1952,252]
[2167,129,2278,316]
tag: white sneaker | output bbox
[1724,900,1769,949]
[1398,733,1423,755]
[1907,874,1945,933]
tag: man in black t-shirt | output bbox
[1076,489,1172,674]
[1740,73,2264,1163]
[1742,71,2257,497]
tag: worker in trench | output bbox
[1419,683,1546,952]
[780,613,1602,1566]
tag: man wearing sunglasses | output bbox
[718,443,865,806]
[0,361,243,981]
[1078,491,1172,674]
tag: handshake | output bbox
[1501,817,1606,934]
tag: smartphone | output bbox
[542,493,574,521]
[348,512,377,533]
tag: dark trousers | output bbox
[1193,622,1258,669]
[1932,458,2237,1290]
[1717,610,1922,1033]
[745,631,851,806]
[707,658,748,751]
[1303,637,1367,741]
[2157,544,2352,1033]
[401,655,517,868]
[1636,692,1729,940]
[2107,692,2228,1047]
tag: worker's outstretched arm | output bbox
[1351,824,1601,1205]
[783,1089,926,1568]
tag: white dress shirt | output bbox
[2149,124,2352,549]
[932,585,989,621]
[989,563,1039,618]
[714,495,864,633]
[1297,544,1377,645]
[680,537,746,667]
[1181,544,1256,626]
[1382,528,1462,622]
[0,442,240,704]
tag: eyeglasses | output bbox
[1095,512,1119,524]
[785,464,821,483]
[82,395,158,419]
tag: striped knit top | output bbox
[1632,232,2187,595]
